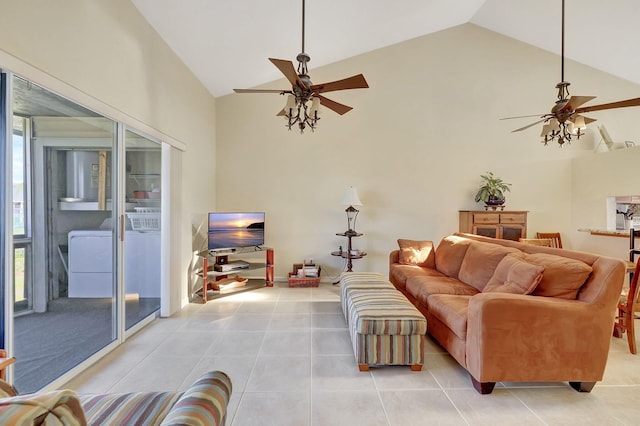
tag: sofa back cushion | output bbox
[397,239,436,268]
[458,241,521,291]
[525,253,593,299]
[435,236,471,278]
[484,253,545,294]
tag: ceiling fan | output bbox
[233,0,369,133]
[502,0,640,146]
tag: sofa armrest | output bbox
[0,389,87,425]
[160,371,232,426]
[389,250,400,265]
[465,293,615,383]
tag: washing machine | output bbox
[67,230,160,297]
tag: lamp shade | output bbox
[341,186,362,206]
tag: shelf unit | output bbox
[332,230,366,275]
[197,247,274,303]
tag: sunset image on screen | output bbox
[208,212,265,250]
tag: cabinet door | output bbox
[500,225,525,241]
[473,225,499,239]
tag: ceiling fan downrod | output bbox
[297,0,310,76]
[556,0,570,104]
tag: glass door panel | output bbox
[124,129,161,330]
[11,75,118,392]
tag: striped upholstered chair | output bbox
[0,370,231,425]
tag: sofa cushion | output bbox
[525,253,593,300]
[435,236,471,278]
[484,253,545,294]
[390,264,439,291]
[406,274,479,307]
[397,239,436,268]
[458,241,521,291]
[427,294,471,340]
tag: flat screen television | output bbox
[208,212,265,251]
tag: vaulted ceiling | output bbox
[131,0,640,98]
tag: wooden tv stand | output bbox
[198,246,274,303]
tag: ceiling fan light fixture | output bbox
[233,0,368,134]
[283,97,320,133]
[573,115,586,129]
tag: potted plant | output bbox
[474,172,511,208]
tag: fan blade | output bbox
[269,58,304,88]
[511,118,547,133]
[500,114,546,120]
[234,89,289,94]
[311,74,369,94]
[317,95,353,115]
[576,97,640,114]
[565,96,596,111]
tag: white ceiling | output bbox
[131,0,640,98]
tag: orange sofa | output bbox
[389,233,625,394]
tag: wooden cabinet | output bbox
[459,210,528,241]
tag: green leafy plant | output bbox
[474,172,511,203]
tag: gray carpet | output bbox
[13,297,159,393]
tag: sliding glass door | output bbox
[1,73,161,392]
[124,129,161,331]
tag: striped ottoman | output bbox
[340,273,427,371]
[339,272,395,321]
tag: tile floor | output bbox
[65,283,640,425]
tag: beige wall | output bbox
[0,0,217,309]
[571,147,640,262]
[216,24,640,280]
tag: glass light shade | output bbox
[574,115,586,129]
[540,123,551,137]
[285,95,296,109]
[341,186,362,206]
[309,97,320,116]
[549,118,560,132]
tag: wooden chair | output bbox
[0,349,15,380]
[536,232,562,248]
[519,238,552,247]
[614,258,640,354]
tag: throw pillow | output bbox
[458,241,521,291]
[434,236,471,278]
[484,253,545,294]
[397,239,435,268]
[525,253,593,299]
